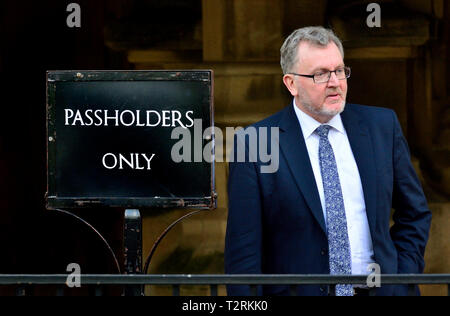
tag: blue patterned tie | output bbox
[316,125,353,296]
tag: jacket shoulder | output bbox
[345,103,399,126]
[347,103,395,118]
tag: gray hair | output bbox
[280,26,344,75]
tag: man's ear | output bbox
[283,74,298,97]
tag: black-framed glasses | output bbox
[289,66,351,83]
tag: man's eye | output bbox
[336,68,345,74]
[315,72,327,77]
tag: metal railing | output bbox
[1,274,449,296]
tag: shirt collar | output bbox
[292,99,346,139]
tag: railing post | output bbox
[172,285,181,296]
[16,286,26,297]
[95,286,104,297]
[407,284,416,296]
[250,285,258,296]
[210,284,218,296]
[328,285,336,296]
[56,287,65,296]
[290,285,297,296]
[123,209,144,296]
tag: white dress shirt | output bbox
[293,101,375,276]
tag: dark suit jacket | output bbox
[225,103,432,296]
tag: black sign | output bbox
[46,70,216,210]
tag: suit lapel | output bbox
[341,105,377,239]
[279,106,327,234]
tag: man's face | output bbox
[284,41,348,123]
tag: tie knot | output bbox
[316,125,331,138]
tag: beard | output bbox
[298,88,346,120]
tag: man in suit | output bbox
[225,26,432,296]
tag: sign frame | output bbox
[46,70,216,210]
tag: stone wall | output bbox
[116,0,450,296]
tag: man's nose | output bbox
[327,72,340,86]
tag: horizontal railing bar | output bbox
[0,274,449,286]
